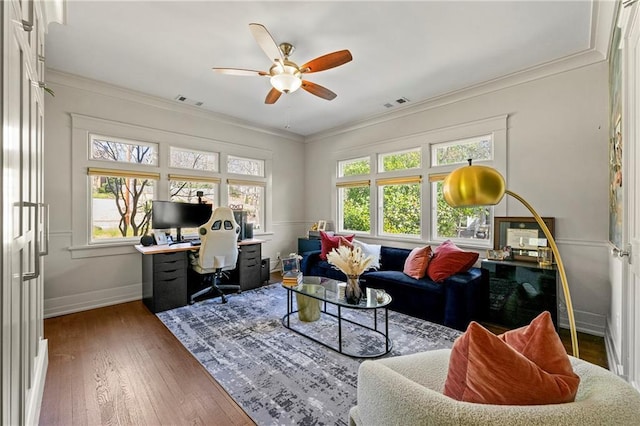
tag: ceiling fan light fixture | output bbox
[270,63,302,93]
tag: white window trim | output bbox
[332,115,507,245]
[70,114,273,258]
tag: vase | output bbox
[345,274,362,305]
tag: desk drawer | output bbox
[240,244,260,256]
[154,267,185,281]
[155,260,186,274]
[154,251,186,265]
[154,276,187,312]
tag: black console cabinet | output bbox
[481,259,558,329]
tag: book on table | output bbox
[282,271,303,287]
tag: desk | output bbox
[135,239,265,313]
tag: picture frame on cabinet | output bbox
[493,217,554,262]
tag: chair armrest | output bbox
[355,359,459,425]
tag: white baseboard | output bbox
[558,308,606,337]
[25,339,48,426]
[604,318,627,378]
[44,283,142,318]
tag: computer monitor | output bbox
[151,200,212,242]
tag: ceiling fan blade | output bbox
[300,50,353,74]
[212,68,269,76]
[265,87,282,104]
[301,81,337,101]
[249,23,283,63]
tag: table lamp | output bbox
[442,159,579,358]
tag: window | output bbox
[337,181,370,232]
[338,157,370,177]
[377,176,422,237]
[431,134,492,167]
[169,174,220,205]
[91,135,158,166]
[88,168,157,241]
[431,178,492,242]
[379,148,421,172]
[87,134,159,242]
[170,146,218,172]
[227,180,265,231]
[430,134,495,244]
[73,116,273,256]
[228,155,264,177]
[334,115,506,245]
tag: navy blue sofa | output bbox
[300,246,489,331]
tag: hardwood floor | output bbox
[39,301,255,426]
[40,278,607,424]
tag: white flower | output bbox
[326,245,373,276]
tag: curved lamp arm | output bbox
[506,190,579,358]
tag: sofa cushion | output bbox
[427,240,478,282]
[443,312,579,405]
[403,246,432,279]
[320,231,354,260]
[378,246,411,271]
[353,240,382,269]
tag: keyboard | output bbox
[189,239,201,246]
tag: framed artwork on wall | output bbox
[493,216,555,262]
[609,12,623,249]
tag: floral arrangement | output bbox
[326,245,373,277]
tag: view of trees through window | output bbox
[434,181,491,240]
[338,138,494,242]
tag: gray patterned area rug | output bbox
[157,283,461,426]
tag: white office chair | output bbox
[189,206,241,304]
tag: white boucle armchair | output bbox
[349,349,640,426]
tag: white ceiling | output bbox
[45,1,613,137]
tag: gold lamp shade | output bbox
[443,160,506,207]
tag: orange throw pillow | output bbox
[427,240,478,282]
[402,246,432,279]
[319,231,354,260]
[443,312,580,405]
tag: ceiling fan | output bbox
[212,23,353,104]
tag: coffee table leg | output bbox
[374,308,378,331]
[338,305,342,354]
[385,308,389,353]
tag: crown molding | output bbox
[45,69,305,143]
[306,47,606,143]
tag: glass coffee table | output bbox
[282,276,393,358]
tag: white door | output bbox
[2,1,47,423]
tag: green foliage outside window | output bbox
[342,186,370,232]
[381,150,421,171]
[434,138,491,166]
[381,183,421,235]
[435,181,490,239]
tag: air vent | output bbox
[382,97,410,108]
[174,95,204,107]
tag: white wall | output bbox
[43,70,307,317]
[304,62,611,335]
[44,63,612,335]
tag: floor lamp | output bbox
[443,160,579,358]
